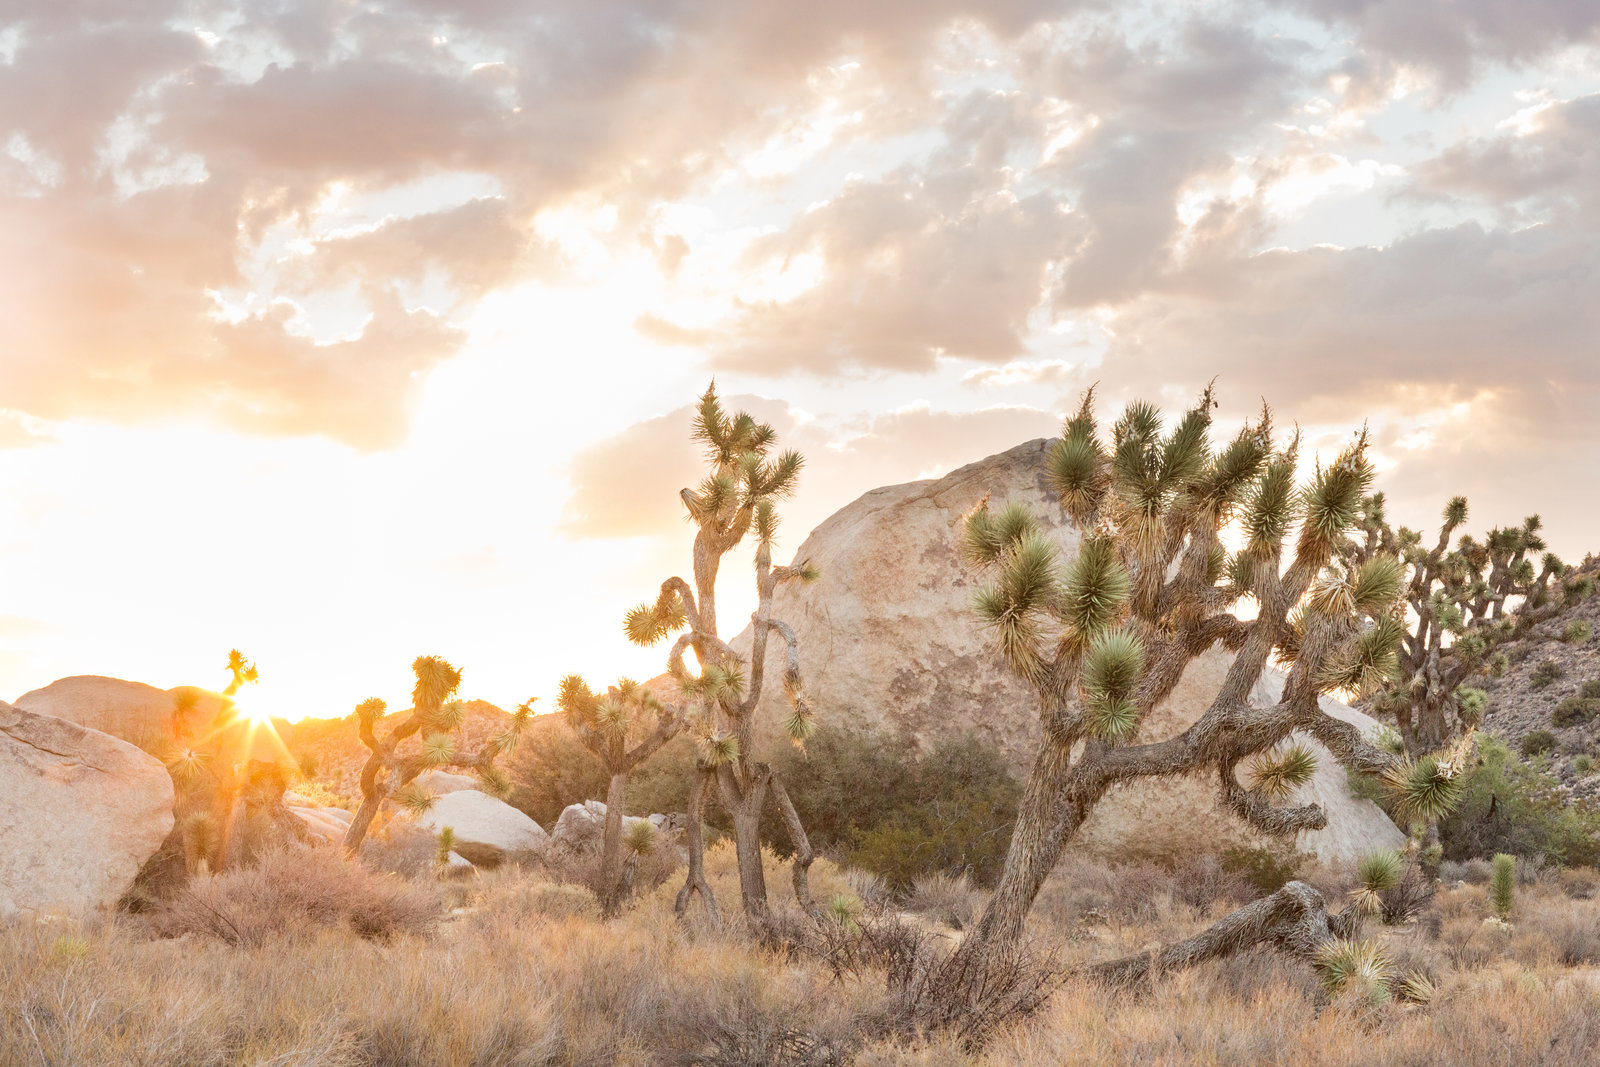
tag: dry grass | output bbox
[8,845,1600,1065]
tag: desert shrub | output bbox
[358,821,441,878]
[743,726,1021,891]
[1521,730,1558,756]
[507,717,611,827]
[1584,679,1600,700]
[1559,867,1600,900]
[1534,909,1600,965]
[1170,853,1254,914]
[1565,620,1594,644]
[906,872,983,930]
[148,848,444,946]
[1575,755,1595,776]
[1220,844,1308,895]
[1554,697,1599,728]
[1440,737,1600,866]
[1531,659,1565,689]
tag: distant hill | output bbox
[1475,564,1600,796]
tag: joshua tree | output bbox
[1348,494,1594,756]
[948,387,1469,984]
[623,383,821,920]
[557,675,684,917]
[341,655,531,853]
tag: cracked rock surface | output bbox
[1,698,174,917]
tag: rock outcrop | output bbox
[412,789,550,868]
[12,676,184,752]
[415,770,479,795]
[0,699,175,916]
[733,439,1404,867]
[551,800,654,854]
[289,804,354,846]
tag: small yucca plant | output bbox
[1316,937,1394,1000]
[625,819,657,857]
[1349,849,1403,914]
[435,826,456,869]
[1491,853,1517,920]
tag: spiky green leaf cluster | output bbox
[699,731,740,768]
[1242,451,1299,561]
[1081,627,1145,742]
[684,662,745,704]
[477,763,512,799]
[624,590,688,646]
[395,782,436,815]
[1056,535,1130,656]
[412,655,463,714]
[626,819,657,857]
[962,501,1041,566]
[1250,742,1318,800]
[1318,614,1404,696]
[1315,938,1394,998]
[1047,392,1108,524]
[1383,753,1466,824]
[1349,849,1403,913]
[420,732,456,766]
[1299,433,1375,560]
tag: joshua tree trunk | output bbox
[598,772,629,918]
[675,766,721,921]
[1086,880,1359,986]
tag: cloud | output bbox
[1274,0,1600,90]
[1413,92,1600,224]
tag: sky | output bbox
[1,0,1597,721]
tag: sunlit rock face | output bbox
[731,440,1404,867]
[0,699,175,917]
[12,675,232,756]
[413,789,550,868]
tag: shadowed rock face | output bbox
[0,699,175,917]
[731,440,1404,867]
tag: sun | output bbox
[231,695,277,726]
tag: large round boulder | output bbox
[412,789,550,868]
[11,676,229,754]
[732,440,1405,868]
[1,699,175,916]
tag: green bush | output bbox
[1574,755,1594,777]
[1530,659,1564,689]
[507,718,611,828]
[1583,679,1600,700]
[733,725,1021,891]
[1439,737,1600,866]
[1520,730,1557,757]
[1554,697,1599,728]
[615,723,1023,892]
[1565,620,1594,644]
[1220,844,1308,895]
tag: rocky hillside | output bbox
[1474,574,1600,795]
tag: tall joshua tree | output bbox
[951,387,1469,980]
[624,383,821,919]
[341,655,531,853]
[557,675,684,917]
[1348,494,1593,756]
